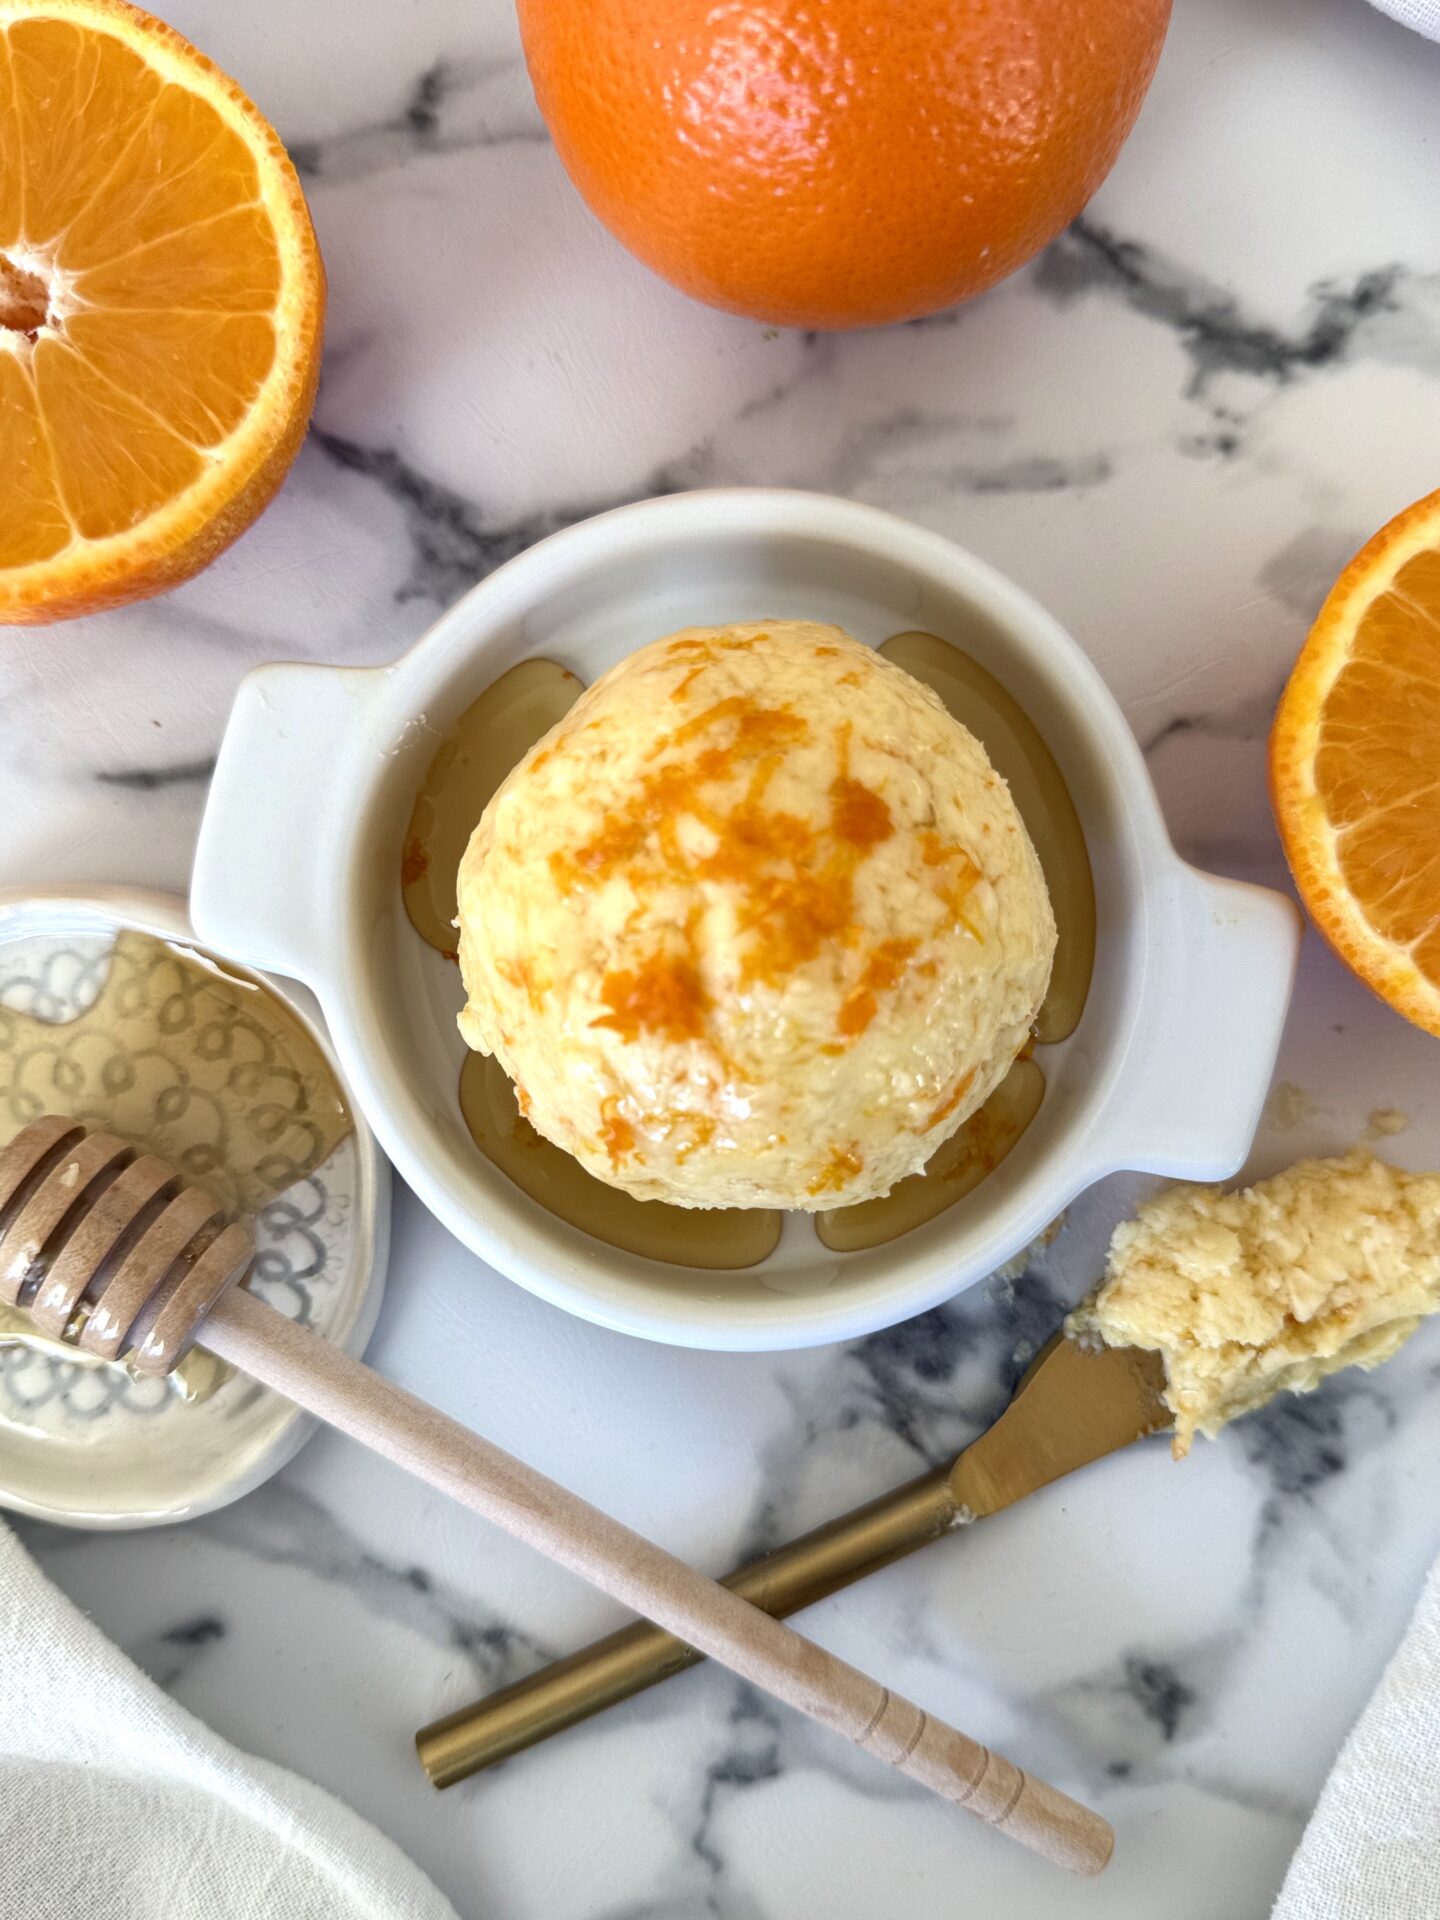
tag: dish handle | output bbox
[191,662,387,985]
[1110,862,1302,1181]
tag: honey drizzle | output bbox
[815,1058,1045,1253]
[878,630,1095,1045]
[459,1052,781,1271]
[815,632,1095,1252]
[405,630,1094,1266]
[402,659,584,959]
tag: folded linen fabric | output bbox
[0,1523,459,1920]
[1365,0,1440,38]
[1274,1549,1440,1917]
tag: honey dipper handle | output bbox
[416,1467,959,1787]
[202,1288,1111,1876]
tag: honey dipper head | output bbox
[0,1115,254,1375]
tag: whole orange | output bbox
[517,0,1171,330]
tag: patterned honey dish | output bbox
[0,889,388,1528]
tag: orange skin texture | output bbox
[517,0,1172,329]
[1269,486,1440,1039]
[0,0,324,625]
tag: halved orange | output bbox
[0,0,323,623]
[1270,487,1440,1037]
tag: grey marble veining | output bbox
[8,0,1440,1914]
[290,53,549,184]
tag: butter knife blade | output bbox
[951,1333,1172,1519]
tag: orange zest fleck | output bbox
[668,1112,717,1163]
[830,775,893,849]
[925,1066,976,1131]
[599,1098,636,1165]
[497,955,549,1011]
[836,937,919,1039]
[733,864,860,986]
[593,951,710,1042]
[665,696,807,756]
[554,695,905,995]
[920,829,984,935]
[807,1144,864,1196]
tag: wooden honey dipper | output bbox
[0,1114,1111,1876]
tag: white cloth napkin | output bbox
[0,1523,459,1920]
[1274,1552,1440,1916]
[1366,0,1440,37]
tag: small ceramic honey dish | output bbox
[0,885,389,1528]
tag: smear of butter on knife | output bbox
[1068,1147,1440,1458]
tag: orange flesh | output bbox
[0,19,279,552]
[1316,549,1440,978]
[1271,491,1440,1036]
[0,4,321,619]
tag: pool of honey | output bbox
[814,1057,1046,1254]
[402,660,784,1271]
[816,631,1096,1252]
[402,659,584,958]
[402,633,1095,1265]
[459,1052,781,1269]
[877,632,1094,1047]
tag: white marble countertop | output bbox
[7,0,1440,1912]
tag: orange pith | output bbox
[1270,487,1440,1037]
[0,0,324,624]
[516,0,1171,330]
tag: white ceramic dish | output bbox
[191,490,1300,1351]
[0,886,390,1528]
